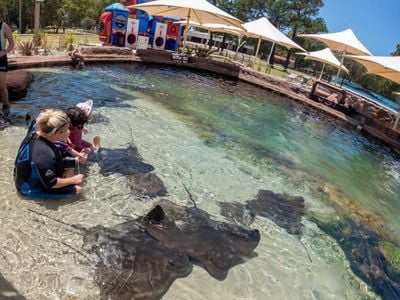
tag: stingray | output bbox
[312,217,400,300]
[126,173,168,198]
[249,190,305,235]
[138,199,261,280]
[218,201,256,227]
[82,222,192,300]
[219,190,305,235]
[30,198,260,300]
[96,145,155,176]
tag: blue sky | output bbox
[318,0,400,56]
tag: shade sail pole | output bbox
[336,46,346,84]
[234,35,242,60]
[267,42,275,65]
[393,111,400,131]
[336,55,344,80]
[254,37,261,62]
[183,9,192,46]
[319,62,326,80]
[205,29,210,45]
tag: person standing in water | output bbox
[0,20,15,116]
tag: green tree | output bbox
[392,44,400,56]
[283,0,325,69]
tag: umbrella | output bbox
[299,29,371,80]
[105,3,130,11]
[129,0,244,45]
[344,55,400,129]
[242,17,305,62]
[296,48,349,79]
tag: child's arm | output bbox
[81,139,92,149]
[69,148,88,164]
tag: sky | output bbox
[318,0,400,56]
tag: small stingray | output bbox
[97,145,155,176]
[126,173,168,198]
[219,189,305,235]
[138,199,260,280]
[312,217,400,300]
[218,202,255,227]
[249,190,305,235]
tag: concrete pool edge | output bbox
[7,48,400,153]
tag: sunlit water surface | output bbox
[1,65,399,299]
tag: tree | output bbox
[392,44,400,56]
[283,0,325,69]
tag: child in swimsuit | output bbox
[66,100,95,152]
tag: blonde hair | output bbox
[36,109,70,137]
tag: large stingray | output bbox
[219,189,305,235]
[77,200,260,299]
[138,199,261,280]
[82,222,192,300]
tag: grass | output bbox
[12,31,100,55]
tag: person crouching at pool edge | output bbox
[14,109,84,198]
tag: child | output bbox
[66,100,99,153]
[69,49,85,67]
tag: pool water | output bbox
[1,64,399,299]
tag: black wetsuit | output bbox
[0,21,8,72]
[14,124,76,198]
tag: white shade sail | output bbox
[297,48,349,73]
[243,17,305,52]
[129,0,243,29]
[345,55,400,84]
[175,20,248,36]
[298,29,371,56]
[299,29,371,80]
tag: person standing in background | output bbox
[0,20,15,116]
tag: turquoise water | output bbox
[0,64,399,299]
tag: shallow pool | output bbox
[1,64,399,299]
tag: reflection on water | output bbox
[1,65,399,299]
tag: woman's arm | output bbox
[4,23,14,53]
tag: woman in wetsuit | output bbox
[14,109,84,198]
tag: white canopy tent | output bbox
[299,29,371,79]
[129,0,244,45]
[296,48,349,79]
[242,17,305,62]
